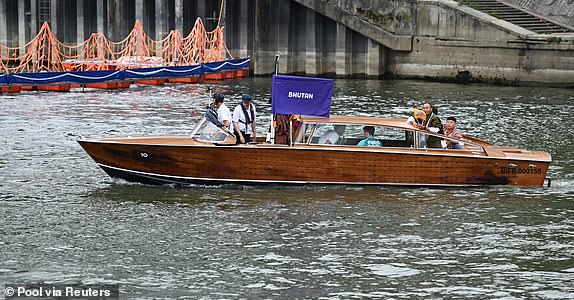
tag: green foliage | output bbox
[546,37,562,44]
[459,0,475,8]
[356,8,393,28]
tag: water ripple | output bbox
[1,79,573,298]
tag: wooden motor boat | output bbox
[78,113,551,187]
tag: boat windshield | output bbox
[190,110,236,144]
[307,122,485,153]
[309,123,414,147]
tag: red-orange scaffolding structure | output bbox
[0,18,232,74]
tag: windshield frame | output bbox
[190,113,237,144]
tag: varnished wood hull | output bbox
[78,137,551,187]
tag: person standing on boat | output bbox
[409,103,443,148]
[443,116,464,149]
[233,94,257,144]
[414,103,442,133]
[357,126,382,147]
[212,93,233,132]
[422,103,443,148]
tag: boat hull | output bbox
[78,138,550,187]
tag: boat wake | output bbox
[546,178,574,195]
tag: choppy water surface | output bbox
[1,79,573,299]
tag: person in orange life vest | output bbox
[233,94,257,144]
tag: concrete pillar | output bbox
[175,0,183,34]
[18,0,25,54]
[335,23,349,77]
[30,0,37,41]
[321,18,337,76]
[77,0,85,45]
[97,0,104,35]
[237,0,249,58]
[277,0,289,74]
[254,0,275,74]
[155,0,167,40]
[107,0,122,41]
[366,39,381,78]
[135,0,144,23]
[305,8,317,75]
[197,1,206,22]
[0,0,7,56]
[50,0,58,35]
[154,0,168,56]
[351,34,366,77]
[286,2,305,74]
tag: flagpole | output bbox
[270,54,280,144]
[274,54,280,75]
[289,116,294,146]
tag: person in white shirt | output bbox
[318,125,346,145]
[233,94,257,144]
[212,93,233,132]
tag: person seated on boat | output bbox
[233,94,257,144]
[357,126,382,147]
[318,125,346,145]
[212,93,233,132]
[443,116,464,149]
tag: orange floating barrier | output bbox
[0,86,22,93]
[235,69,249,78]
[224,70,235,79]
[36,84,71,92]
[86,81,131,89]
[134,79,166,86]
[0,16,244,93]
[167,76,201,84]
[203,72,225,81]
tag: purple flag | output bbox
[272,75,334,117]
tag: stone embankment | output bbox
[294,0,574,86]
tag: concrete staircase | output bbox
[462,0,573,34]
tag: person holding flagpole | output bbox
[407,102,443,148]
[419,102,443,148]
[233,94,257,144]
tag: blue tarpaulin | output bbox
[271,74,334,118]
[0,58,250,85]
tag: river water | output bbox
[1,78,573,299]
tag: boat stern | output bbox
[487,148,552,187]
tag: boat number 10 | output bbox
[140,152,149,158]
